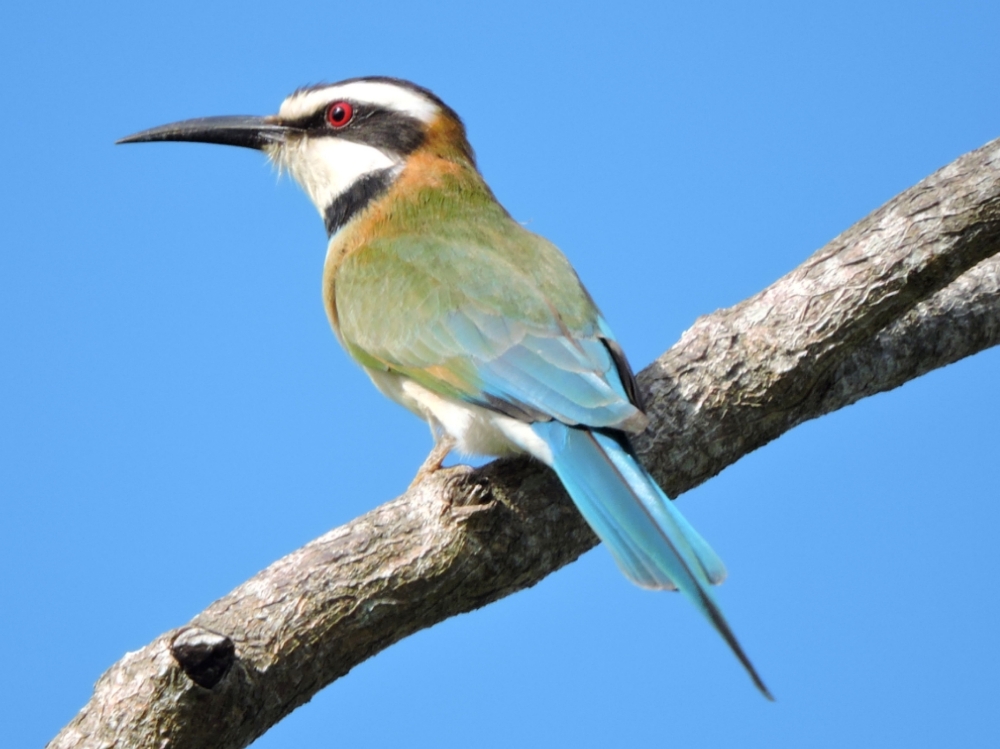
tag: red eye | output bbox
[326,101,354,128]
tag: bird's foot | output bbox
[408,436,457,490]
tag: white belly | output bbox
[364,367,554,465]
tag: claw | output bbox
[408,435,457,489]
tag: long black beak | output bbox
[117,115,294,150]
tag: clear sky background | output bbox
[3,2,999,747]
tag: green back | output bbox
[335,167,638,428]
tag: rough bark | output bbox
[48,137,1000,749]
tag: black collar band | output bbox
[324,168,396,237]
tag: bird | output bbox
[118,76,771,699]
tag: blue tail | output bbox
[532,420,772,699]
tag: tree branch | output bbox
[48,138,1000,749]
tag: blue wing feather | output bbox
[429,306,641,428]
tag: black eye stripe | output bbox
[285,107,331,130]
[284,103,425,156]
[339,108,424,154]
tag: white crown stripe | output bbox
[279,82,439,124]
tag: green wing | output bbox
[336,221,643,429]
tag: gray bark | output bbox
[47,137,1000,749]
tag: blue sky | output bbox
[3,2,999,747]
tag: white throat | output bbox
[271,137,401,215]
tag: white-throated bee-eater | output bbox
[119,76,771,698]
